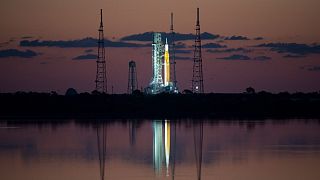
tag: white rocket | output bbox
[164,38,170,86]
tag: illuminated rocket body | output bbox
[164,38,170,86]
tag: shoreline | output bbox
[1,92,320,120]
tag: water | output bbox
[1,119,320,180]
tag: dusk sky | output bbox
[1,0,320,93]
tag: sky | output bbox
[0,0,320,93]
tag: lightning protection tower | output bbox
[95,9,107,93]
[192,8,204,93]
[170,13,178,91]
[127,61,138,94]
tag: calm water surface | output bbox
[0,119,320,180]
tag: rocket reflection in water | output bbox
[152,120,172,176]
[165,120,170,176]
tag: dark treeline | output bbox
[0,90,320,119]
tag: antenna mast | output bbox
[192,8,204,93]
[170,13,178,90]
[95,9,107,93]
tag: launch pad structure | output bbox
[144,12,180,94]
[145,33,177,94]
[93,9,203,94]
[128,61,138,94]
[145,9,204,95]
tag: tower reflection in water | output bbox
[194,121,204,180]
[152,120,203,180]
[95,120,202,180]
[96,123,107,180]
[153,120,164,175]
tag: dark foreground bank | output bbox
[0,92,320,119]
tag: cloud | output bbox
[175,56,192,60]
[307,66,320,71]
[175,42,187,49]
[120,32,219,42]
[253,56,271,61]
[301,65,320,72]
[84,49,94,53]
[20,37,148,48]
[175,49,192,54]
[255,43,320,55]
[254,37,264,40]
[120,32,153,41]
[21,36,34,39]
[0,39,15,47]
[225,35,250,40]
[216,54,270,61]
[206,48,251,53]
[283,54,306,58]
[0,49,38,58]
[201,32,220,40]
[217,54,251,60]
[73,54,97,60]
[202,43,227,49]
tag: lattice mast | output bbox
[170,13,177,89]
[127,61,138,94]
[95,9,107,93]
[96,124,107,180]
[149,33,164,94]
[192,8,204,93]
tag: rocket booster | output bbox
[164,38,170,86]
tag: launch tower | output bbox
[192,8,204,93]
[146,33,164,94]
[127,61,138,94]
[95,9,107,93]
[170,13,178,92]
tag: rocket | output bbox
[164,38,170,86]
